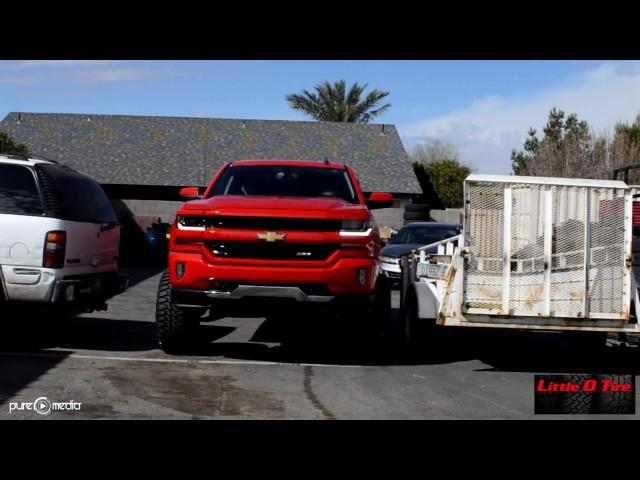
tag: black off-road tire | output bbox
[403,211,431,222]
[404,203,431,213]
[156,269,199,353]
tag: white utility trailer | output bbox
[399,174,640,339]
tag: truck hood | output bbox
[180,195,369,219]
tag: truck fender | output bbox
[413,281,440,320]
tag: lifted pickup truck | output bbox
[156,159,393,352]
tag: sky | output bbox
[1,60,639,174]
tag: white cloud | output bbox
[399,62,640,174]
[0,61,166,85]
[69,67,164,83]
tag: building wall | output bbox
[119,199,183,223]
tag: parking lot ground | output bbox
[1,268,639,419]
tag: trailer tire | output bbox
[156,269,199,353]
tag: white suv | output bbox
[0,153,127,313]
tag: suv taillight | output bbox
[43,231,66,268]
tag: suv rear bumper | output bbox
[51,273,129,305]
[1,265,128,306]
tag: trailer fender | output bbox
[413,281,440,320]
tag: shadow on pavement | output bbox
[0,315,234,353]
[184,307,640,372]
[1,304,638,372]
[0,352,69,409]
[120,266,164,290]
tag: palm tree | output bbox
[286,80,391,124]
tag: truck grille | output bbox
[203,216,341,231]
[208,242,338,260]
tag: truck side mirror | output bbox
[366,192,393,209]
[179,186,202,200]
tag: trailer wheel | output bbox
[156,269,199,353]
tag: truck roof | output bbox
[228,159,347,170]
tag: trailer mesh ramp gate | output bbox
[463,176,631,320]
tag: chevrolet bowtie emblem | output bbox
[257,231,286,242]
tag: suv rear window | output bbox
[209,165,358,204]
[37,164,117,223]
[0,163,45,215]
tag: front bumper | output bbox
[173,285,335,307]
[379,258,401,279]
[169,252,379,296]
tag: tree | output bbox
[411,139,459,164]
[0,130,27,155]
[611,114,640,183]
[615,114,640,146]
[511,108,601,178]
[285,79,390,123]
[410,140,471,208]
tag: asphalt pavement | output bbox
[1,267,638,419]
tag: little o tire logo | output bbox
[34,397,52,416]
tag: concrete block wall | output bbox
[430,208,463,225]
[371,197,411,231]
[120,199,184,223]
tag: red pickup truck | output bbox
[156,159,393,352]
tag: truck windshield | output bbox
[209,165,357,204]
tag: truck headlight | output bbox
[340,220,372,236]
[177,215,210,230]
[381,256,399,265]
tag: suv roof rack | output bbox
[0,151,58,163]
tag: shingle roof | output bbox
[0,112,420,194]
